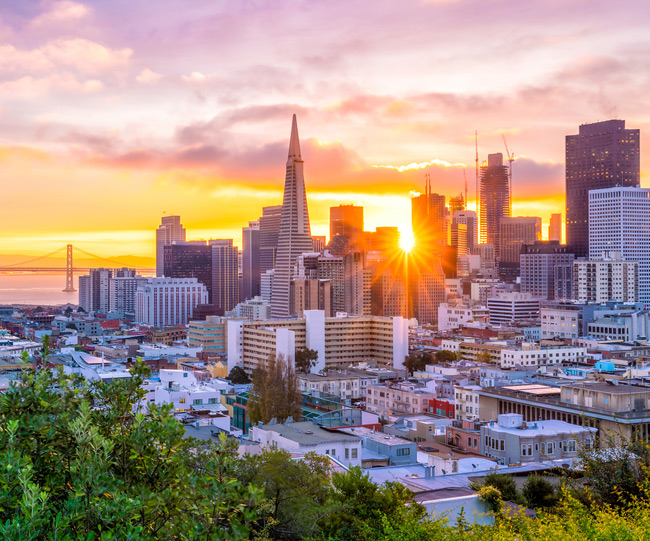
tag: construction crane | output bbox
[502,134,514,214]
[475,130,479,237]
[463,169,468,209]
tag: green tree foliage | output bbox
[435,349,457,363]
[403,352,433,375]
[238,448,330,538]
[476,350,493,364]
[294,347,319,374]
[0,362,264,539]
[477,473,521,504]
[522,474,558,510]
[247,355,301,425]
[227,365,251,384]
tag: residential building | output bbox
[292,279,332,317]
[573,254,638,303]
[437,303,489,331]
[271,115,315,318]
[480,153,510,256]
[135,277,209,327]
[412,181,446,254]
[481,413,596,465]
[499,217,541,277]
[109,275,147,317]
[153,369,225,413]
[520,241,574,300]
[566,120,640,257]
[339,426,418,466]
[188,316,227,356]
[297,371,364,401]
[227,296,271,320]
[499,344,586,369]
[454,384,482,421]
[587,309,650,341]
[156,215,186,277]
[589,186,650,302]
[366,382,436,418]
[541,303,597,339]
[344,252,371,315]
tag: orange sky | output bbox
[1,1,648,258]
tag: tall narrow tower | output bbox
[271,115,313,318]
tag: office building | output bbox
[292,279,332,316]
[209,239,239,313]
[260,269,274,303]
[566,120,640,257]
[366,227,400,254]
[487,293,540,325]
[589,186,650,302]
[499,217,542,277]
[330,205,364,250]
[241,220,260,301]
[479,153,510,255]
[312,235,326,252]
[156,215,186,277]
[259,205,282,275]
[344,252,371,315]
[411,180,446,255]
[520,241,574,300]
[163,242,212,302]
[77,267,136,313]
[573,254,638,303]
[271,115,314,318]
[549,213,562,243]
[136,277,209,327]
[318,253,345,314]
[187,316,227,356]
[452,211,478,253]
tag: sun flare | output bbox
[399,228,415,253]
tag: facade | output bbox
[487,293,540,325]
[479,153,510,256]
[520,241,574,300]
[549,213,562,243]
[241,220,260,301]
[135,277,209,327]
[481,413,596,465]
[344,252,371,315]
[330,205,364,250]
[78,267,135,313]
[153,369,225,413]
[541,303,596,339]
[163,242,212,301]
[109,275,146,316]
[454,384,482,421]
[437,303,489,331]
[566,120,640,257]
[259,205,282,276]
[227,312,409,374]
[366,382,436,418]
[292,279,332,316]
[412,183,446,254]
[499,216,541,273]
[573,255,638,303]
[271,115,314,318]
[589,186,650,302]
[209,239,239,313]
[500,345,586,369]
[297,372,363,401]
[318,254,345,314]
[227,296,271,320]
[156,215,186,277]
[187,316,227,355]
[587,309,650,341]
[452,210,478,253]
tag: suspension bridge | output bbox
[0,245,155,292]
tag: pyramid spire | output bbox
[288,113,301,159]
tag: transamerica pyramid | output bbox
[271,114,314,318]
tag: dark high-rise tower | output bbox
[411,176,446,255]
[242,220,260,301]
[271,115,313,318]
[480,153,510,257]
[565,120,640,257]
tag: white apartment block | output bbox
[500,345,586,369]
[454,384,481,421]
[227,296,271,320]
[437,303,489,331]
[589,187,650,302]
[297,372,364,401]
[487,293,540,325]
[541,305,583,339]
[573,255,638,303]
[110,276,147,315]
[153,369,227,412]
[227,311,409,374]
[135,277,209,327]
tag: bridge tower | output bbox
[63,244,76,292]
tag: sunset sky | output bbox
[1,0,649,260]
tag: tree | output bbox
[238,448,330,538]
[228,365,251,384]
[435,349,456,364]
[247,355,301,425]
[294,347,319,373]
[478,472,521,504]
[403,352,432,375]
[477,350,493,364]
[64,306,73,315]
[522,474,558,510]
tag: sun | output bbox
[399,228,415,253]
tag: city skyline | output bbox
[1,1,649,257]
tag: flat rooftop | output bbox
[255,421,360,445]
[338,427,414,446]
[502,384,561,396]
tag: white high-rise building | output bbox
[271,115,314,318]
[110,276,147,316]
[573,254,638,303]
[156,216,186,277]
[136,277,208,327]
[589,187,650,302]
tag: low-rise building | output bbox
[188,316,227,355]
[437,303,489,332]
[338,426,418,466]
[297,371,367,402]
[500,344,586,369]
[153,369,227,412]
[454,384,482,421]
[487,293,541,325]
[366,382,436,418]
[480,413,596,465]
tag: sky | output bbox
[1,0,649,259]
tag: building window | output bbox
[345,448,349,459]
[396,448,411,456]
[179,398,186,404]
[351,448,358,459]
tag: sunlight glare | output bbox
[399,228,415,253]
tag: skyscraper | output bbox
[242,220,260,301]
[499,216,542,277]
[163,242,212,302]
[589,186,650,302]
[259,205,282,275]
[209,239,240,313]
[156,215,186,276]
[480,153,510,256]
[566,120,640,257]
[451,210,478,253]
[411,180,446,255]
[271,115,314,318]
[549,213,562,243]
[330,205,364,249]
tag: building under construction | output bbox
[480,152,510,259]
